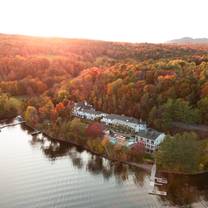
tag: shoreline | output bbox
[23,123,208,175]
[159,169,208,176]
[24,123,208,175]
[23,123,153,172]
[1,118,207,175]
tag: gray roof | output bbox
[78,108,103,116]
[75,102,146,125]
[75,102,93,110]
[136,128,162,140]
[104,114,145,125]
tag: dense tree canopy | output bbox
[0,93,22,119]
[156,132,207,173]
[0,34,208,132]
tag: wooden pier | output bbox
[31,130,41,135]
[150,164,168,184]
[150,181,164,186]
[148,188,167,196]
[155,177,168,184]
[149,163,168,196]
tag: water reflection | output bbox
[28,129,147,186]
[163,173,208,207]
[0,122,207,208]
[25,125,208,207]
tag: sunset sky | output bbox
[0,0,207,43]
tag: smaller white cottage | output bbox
[135,129,165,153]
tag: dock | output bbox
[150,164,168,184]
[148,189,167,196]
[150,181,164,186]
[31,130,41,135]
[155,177,168,184]
[150,164,157,181]
[149,163,168,196]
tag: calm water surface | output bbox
[0,121,207,208]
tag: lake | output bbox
[0,120,207,208]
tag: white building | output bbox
[73,102,106,120]
[101,114,147,132]
[73,101,166,153]
[74,109,106,120]
[135,129,166,153]
[73,102,147,133]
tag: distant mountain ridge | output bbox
[168,37,208,44]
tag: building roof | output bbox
[104,114,145,125]
[75,101,146,125]
[77,108,105,116]
[74,102,93,110]
[136,128,162,141]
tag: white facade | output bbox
[154,133,166,147]
[135,133,166,152]
[73,103,106,121]
[100,117,147,132]
[75,111,96,120]
[100,117,113,124]
[73,109,101,120]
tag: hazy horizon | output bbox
[0,0,208,43]
[1,32,208,44]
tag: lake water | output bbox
[0,121,207,208]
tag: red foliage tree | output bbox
[129,142,145,162]
[85,122,104,138]
[55,102,65,113]
[131,142,145,155]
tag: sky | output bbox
[0,0,207,43]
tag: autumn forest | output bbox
[1,34,208,127]
[0,34,208,173]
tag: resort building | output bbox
[73,101,166,152]
[105,128,165,153]
[73,102,147,132]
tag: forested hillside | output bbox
[0,34,208,133]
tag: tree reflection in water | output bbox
[28,131,146,185]
[159,172,208,207]
[26,127,208,207]
[87,156,112,179]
